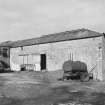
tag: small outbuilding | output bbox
[6,29,105,81]
[0,41,13,67]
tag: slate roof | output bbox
[0,41,13,47]
[0,28,103,48]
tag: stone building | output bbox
[0,41,13,67]
[1,28,105,80]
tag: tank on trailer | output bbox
[62,60,89,82]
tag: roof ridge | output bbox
[0,28,102,47]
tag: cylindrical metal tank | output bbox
[63,60,87,72]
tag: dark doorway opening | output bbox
[40,54,46,70]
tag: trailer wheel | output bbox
[80,73,90,82]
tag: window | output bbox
[0,48,9,57]
[3,48,8,57]
[0,48,2,56]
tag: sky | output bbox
[0,0,105,42]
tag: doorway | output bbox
[40,54,46,70]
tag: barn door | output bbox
[40,54,46,70]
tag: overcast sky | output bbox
[0,0,105,42]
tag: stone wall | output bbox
[10,36,103,80]
[102,35,105,80]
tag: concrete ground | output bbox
[0,70,105,105]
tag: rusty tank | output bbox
[62,60,90,82]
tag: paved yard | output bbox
[0,71,105,105]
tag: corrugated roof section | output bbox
[0,28,103,48]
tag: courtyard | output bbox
[0,70,105,105]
